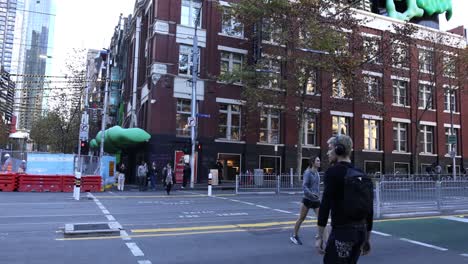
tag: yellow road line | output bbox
[56,224,314,241]
[131,220,316,233]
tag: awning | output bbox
[9,131,29,139]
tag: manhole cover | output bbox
[64,222,122,238]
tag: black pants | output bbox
[324,225,366,264]
[138,177,146,191]
[183,176,189,187]
[166,183,172,195]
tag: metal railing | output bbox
[236,173,468,218]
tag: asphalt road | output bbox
[1,189,468,264]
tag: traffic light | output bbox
[197,142,202,152]
[80,140,89,155]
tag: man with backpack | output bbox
[316,135,373,263]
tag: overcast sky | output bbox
[50,0,467,75]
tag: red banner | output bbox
[174,151,185,183]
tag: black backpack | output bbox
[343,167,374,221]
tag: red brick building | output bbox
[118,0,468,182]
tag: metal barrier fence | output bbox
[236,173,324,194]
[236,173,468,218]
[376,180,468,218]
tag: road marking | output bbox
[126,242,145,256]
[256,205,270,209]
[442,216,468,223]
[138,261,152,264]
[461,254,468,257]
[58,224,317,241]
[120,230,131,241]
[98,205,106,210]
[274,209,292,214]
[94,194,236,199]
[131,220,316,233]
[241,202,254,206]
[371,231,391,237]
[102,210,110,214]
[106,215,116,221]
[399,238,448,251]
[230,199,240,202]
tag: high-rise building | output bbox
[0,0,17,73]
[13,0,55,131]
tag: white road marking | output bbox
[399,238,448,251]
[138,261,152,264]
[371,231,391,237]
[120,230,131,241]
[274,209,292,214]
[126,242,145,256]
[230,199,240,202]
[442,216,468,223]
[102,210,110,214]
[242,202,254,206]
[461,254,468,257]
[105,215,116,221]
[256,205,270,209]
[98,205,106,210]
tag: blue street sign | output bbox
[197,113,211,118]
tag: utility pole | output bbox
[131,16,142,128]
[450,88,456,180]
[99,50,111,169]
[190,2,203,189]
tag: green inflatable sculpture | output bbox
[90,126,151,154]
[386,0,453,21]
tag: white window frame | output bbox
[220,51,243,80]
[394,162,410,174]
[332,115,350,136]
[363,75,382,102]
[444,89,457,113]
[181,0,202,28]
[301,68,318,95]
[443,55,456,78]
[418,48,434,73]
[332,75,348,99]
[178,45,200,76]
[364,161,382,175]
[392,43,409,69]
[418,83,434,110]
[303,113,317,146]
[218,104,241,141]
[393,122,408,153]
[364,119,380,151]
[221,8,244,38]
[419,125,435,154]
[262,18,282,44]
[261,56,281,90]
[259,108,280,144]
[363,37,381,64]
[392,79,408,106]
[176,98,192,137]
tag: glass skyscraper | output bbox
[12,0,55,131]
[0,0,17,73]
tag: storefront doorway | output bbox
[217,153,241,181]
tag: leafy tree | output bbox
[221,0,368,173]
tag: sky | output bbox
[52,0,135,75]
[50,0,468,75]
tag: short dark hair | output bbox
[308,156,320,167]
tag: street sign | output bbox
[188,117,196,127]
[448,135,457,145]
[196,113,211,118]
[79,113,89,140]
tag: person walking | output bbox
[182,163,191,189]
[137,161,147,191]
[18,160,27,173]
[1,154,13,172]
[149,161,157,191]
[117,163,126,191]
[162,163,174,193]
[290,156,323,245]
[163,163,174,195]
[316,135,374,263]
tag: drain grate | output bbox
[64,222,122,238]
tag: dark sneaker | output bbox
[290,235,303,245]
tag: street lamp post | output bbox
[190,2,203,189]
[450,88,456,180]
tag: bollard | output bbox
[290,168,294,189]
[276,175,280,194]
[235,174,239,195]
[436,181,441,211]
[208,173,212,196]
[73,171,82,201]
[375,181,381,219]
